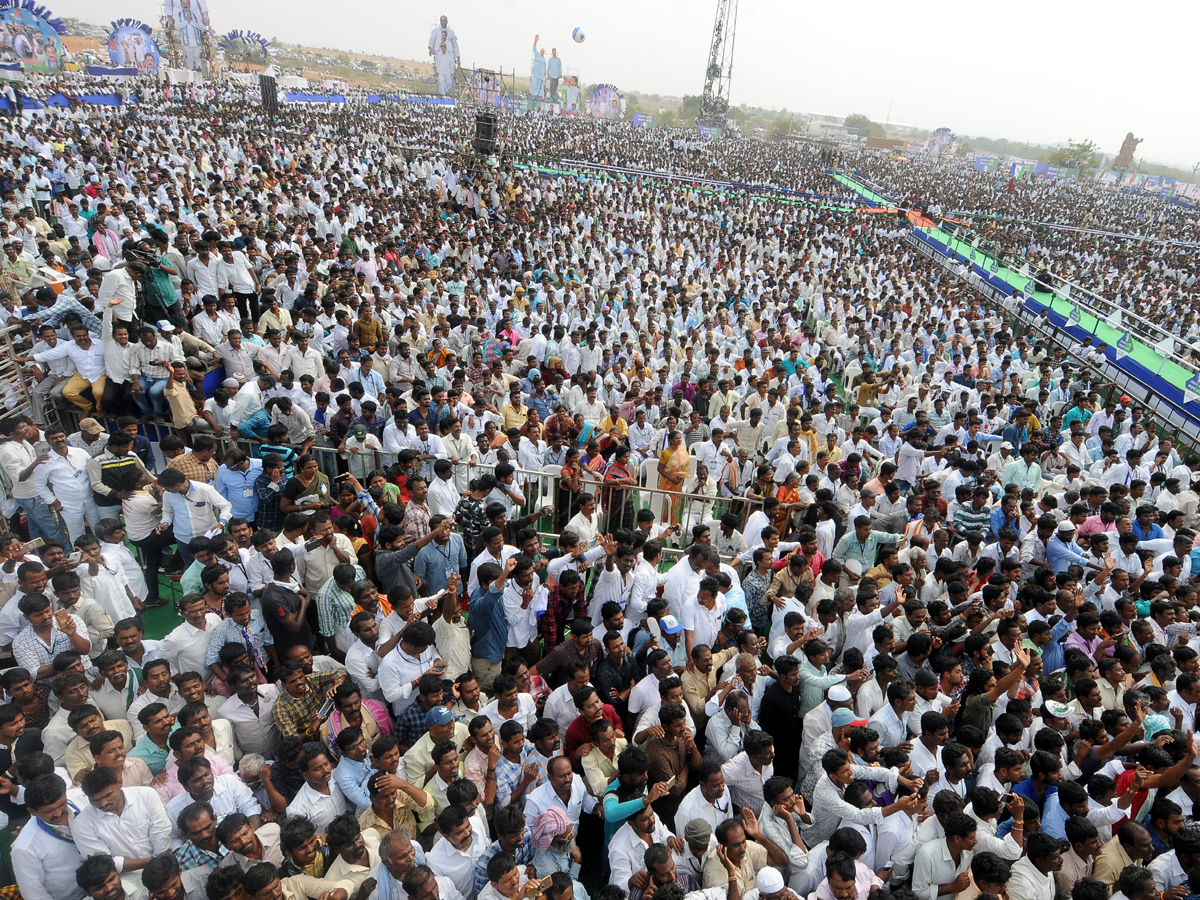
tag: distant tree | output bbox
[770,115,793,136]
[680,94,702,122]
[844,113,885,138]
[1047,138,1100,169]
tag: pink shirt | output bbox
[155,749,234,803]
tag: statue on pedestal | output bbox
[1115,132,1142,172]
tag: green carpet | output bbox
[834,173,1190,391]
[143,573,183,641]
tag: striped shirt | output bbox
[953,504,992,536]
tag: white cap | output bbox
[757,870,785,894]
[828,684,853,703]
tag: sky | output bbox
[49,0,1200,168]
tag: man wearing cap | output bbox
[229,373,274,440]
[1047,520,1099,575]
[68,417,108,457]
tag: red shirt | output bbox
[1113,767,1148,827]
[564,703,623,762]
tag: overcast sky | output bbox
[50,0,1200,168]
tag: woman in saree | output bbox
[657,430,690,526]
[558,447,586,531]
[773,471,802,534]
[602,444,638,533]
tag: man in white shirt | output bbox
[286,747,349,831]
[427,805,487,900]
[158,594,222,682]
[378,620,444,716]
[157,468,233,555]
[609,803,680,891]
[73,766,173,881]
[11,774,86,900]
[674,761,733,834]
[523,756,597,825]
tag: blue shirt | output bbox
[527,392,557,421]
[213,459,263,521]
[352,368,386,398]
[990,508,1020,541]
[1039,615,1075,676]
[1041,792,1069,840]
[469,585,508,663]
[1012,776,1057,810]
[333,754,371,812]
[1047,535,1090,574]
[1133,521,1165,541]
[414,535,468,597]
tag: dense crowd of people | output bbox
[844,154,1200,351]
[0,73,1198,900]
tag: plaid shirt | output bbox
[272,671,344,738]
[402,501,432,542]
[176,836,227,872]
[495,743,537,808]
[539,585,588,651]
[396,700,436,750]
[38,293,101,333]
[315,565,366,637]
[255,471,287,532]
[474,830,536,893]
[537,637,601,689]
[167,452,219,485]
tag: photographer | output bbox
[138,234,187,331]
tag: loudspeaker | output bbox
[259,74,278,116]
[473,111,498,155]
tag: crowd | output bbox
[843,154,1200,352]
[0,74,1197,900]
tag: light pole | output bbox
[1185,160,1200,200]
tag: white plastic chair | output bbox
[638,457,667,524]
[843,360,864,393]
[538,463,562,511]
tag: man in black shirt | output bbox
[260,548,311,654]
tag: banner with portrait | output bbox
[106,19,160,75]
[588,83,622,120]
[0,1,66,73]
[164,0,210,71]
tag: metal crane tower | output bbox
[698,0,738,129]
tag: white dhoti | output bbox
[59,495,103,544]
[47,466,103,543]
